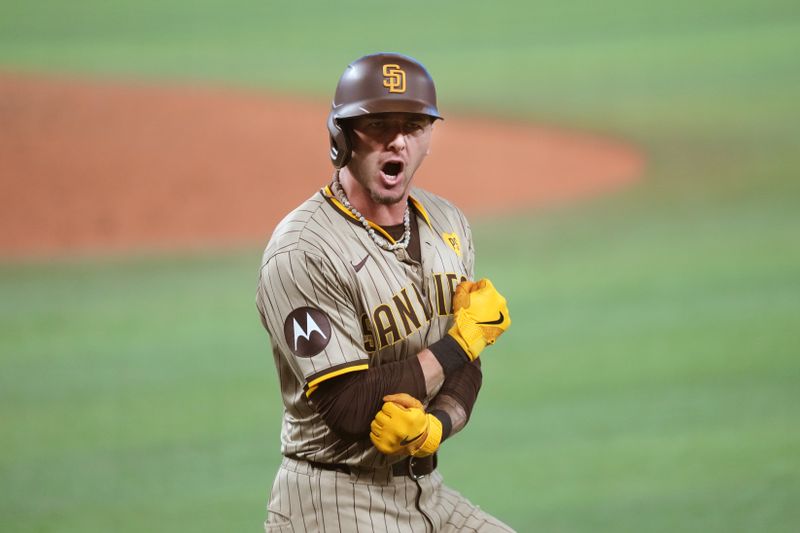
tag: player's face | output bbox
[346,113,433,206]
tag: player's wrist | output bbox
[429,334,470,376]
[411,413,443,457]
[429,409,453,441]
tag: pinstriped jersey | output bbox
[256,185,475,468]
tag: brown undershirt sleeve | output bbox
[309,354,482,444]
[428,359,483,440]
[308,357,427,442]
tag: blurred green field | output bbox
[2,1,799,531]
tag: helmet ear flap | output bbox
[327,113,351,168]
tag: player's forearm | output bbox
[427,360,482,440]
[309,356,427,442]
[417,348,446,396]
[422,333,475,396]
[308,344,466,442]
[417,335,481,398]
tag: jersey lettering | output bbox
[373,304,401,348]
[445,273,460,313]
[364,273,465,351]
[433,274,447,316]
[432,272,464,316]
[360,313,377,353]
[393,288,423,336]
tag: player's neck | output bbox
[338,170,408,226]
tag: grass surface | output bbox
[0,254,281,531]
[2,0,800,531]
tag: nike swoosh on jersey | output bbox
[351,254,370,273]
[400,431,425,446]
[476,312,505,325]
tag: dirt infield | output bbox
[0,73,644,257]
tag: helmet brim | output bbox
[333,98,442,121]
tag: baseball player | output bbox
[256,52,514,532]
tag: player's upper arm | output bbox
[256,249,369,394]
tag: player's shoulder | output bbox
[260,188,340,266]
[410,187,470,229]
[409,187,461,212]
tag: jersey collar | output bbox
[321,185,433,244]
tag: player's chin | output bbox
[370,180,411,205]
[369,189,405,206]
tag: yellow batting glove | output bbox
[448,278,511,360]
[369,393,442,458]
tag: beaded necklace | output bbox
[331,172,411,252]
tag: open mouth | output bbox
[382,161,404,178]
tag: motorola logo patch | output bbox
[283,307,332,358]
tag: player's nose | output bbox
[386,127,407,152]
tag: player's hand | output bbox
[448,278,511,360]
[370,393,442,457]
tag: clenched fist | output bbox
[370,393,442,457]
[448,278,511,360]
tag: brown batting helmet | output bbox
[328,52,443,168]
